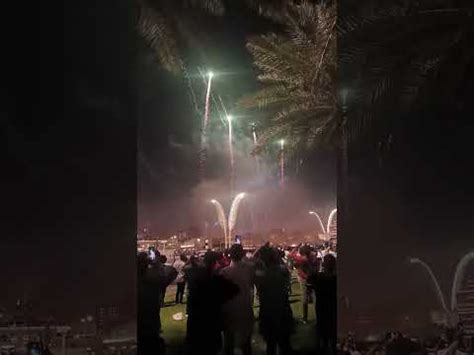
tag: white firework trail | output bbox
[451,251,474,311]
[251,124,260,175]
[199,72,213,179]
[279,139,285,187]
[227,115,235,196]
[309,211,325,234]
[211,199,228,247]
[327,208,337,234]
[228,192,246,246]
[410,258,449,313]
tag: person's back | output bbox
[255,246,293,355]
[256,262,292,328]
[221,244,255,355]
[185,251,239,355]
[221,260,254,330]
[137,253,165,354]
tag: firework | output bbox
[309,211,325,234]
[451,251,474,311]
[211,199,228,248]
[228,192,246,246]
[279,139,285,187]
[410,258,448,313]
[199,71,214,179]
[326,208,337,234]
[227,115,235,196]
[251,123,260,175]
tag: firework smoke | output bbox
[279,139,285,187]
[199,72,213,179]
[227,115,235,196]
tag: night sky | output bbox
[2,0,473,332]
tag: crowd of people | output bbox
[137,241,337,355]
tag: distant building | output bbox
[96,306,120,335]
[0,325,70,353]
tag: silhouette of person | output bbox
[137,252,165,354]
[255,246,294,355]
[185,251,239,355]
[159,255,178,307]
[308,253,336,355]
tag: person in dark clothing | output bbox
[185,251,239,355]
[158,255,178,307]
[308,253,337,355]
[137,252,166,355]
[255,246,294,355]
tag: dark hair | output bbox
[180,254,188,262]
[299,245,311,257]
[160,255,167,264]
[229,244,244,262]
[189,254,199,266]
[203,251,220,270]
[258,246,280,267]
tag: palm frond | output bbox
[138,5,182,73]
[241,1,337,155]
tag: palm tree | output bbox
[242,1,474,158]
[240,1,337,155]
[137,0,290,75]
[339,2,474,158]
[137,0,225,73]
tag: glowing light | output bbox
[208,71,214,78]
[309,211,325,234]
[451,251,474,311]
[227,115,234,196]
[210,199,228,248]
[251,124,260,175]
[410,258,448,313]
[326,208,337,234]
[209,193,247,248]
[228,193,246,246]
[199,71,214,179]
[279,139,285,187]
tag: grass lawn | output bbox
[160,273,317,354]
